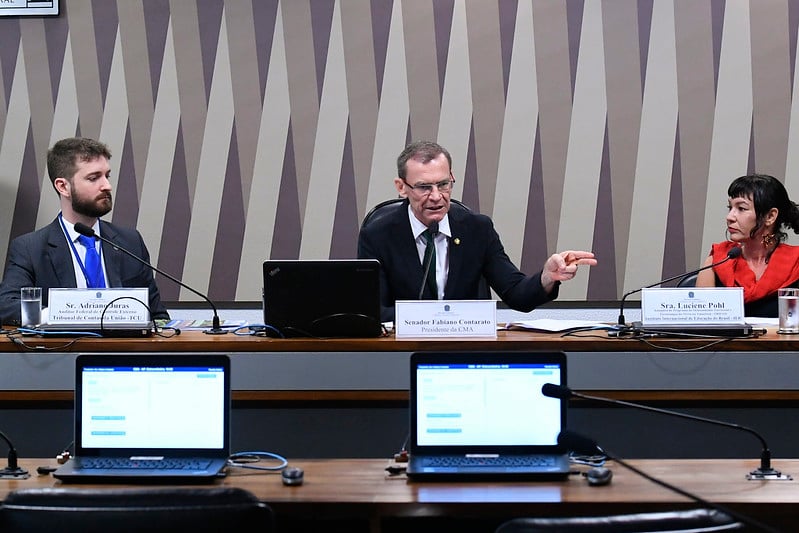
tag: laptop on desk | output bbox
[32,321,154,337]
[630,321,755,337]
[406,351,571,481]
[54,353,230,483]
[262,259,382,338]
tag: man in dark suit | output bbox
[358,140,597,322]
[0,137,168,326]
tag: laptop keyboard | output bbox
[77,458,212,470]
[420,455,558,468]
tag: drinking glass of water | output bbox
[778,288,799,334]
[20,287,42,327]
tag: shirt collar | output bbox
[407,206,451,240]
[60,214,101,243]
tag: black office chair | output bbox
[361,197,474,228]
[677,273,698,287]
[0,487,274,533]
[361,198,491,299]
[495,509,744,533]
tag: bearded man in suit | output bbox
[0,137,168,326]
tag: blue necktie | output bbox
[77,235,106,288]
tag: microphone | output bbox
[542,383,785,480]
[418,221,440,299]
[558,430,780,533]
[617,246,742,327]
[74,222,227,335]
[0,429,28,478]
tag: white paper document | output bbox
[503,318,611,333]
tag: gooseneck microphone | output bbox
[74,222,227,335]
[0,429,27,478]
[557,430,780,533]
[418,221,440,300]
[542,383,785,480]
[617,246,742,327]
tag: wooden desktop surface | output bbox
[3,458,798,530]
[2,327,799,353]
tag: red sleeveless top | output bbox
[712,240,799,303]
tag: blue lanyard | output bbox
[59,214,103,288]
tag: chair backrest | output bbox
[0,487,274,533]
[360,197,473,228]
[677,273,698,287]
[495,509,743,533]
[360,198,491,299]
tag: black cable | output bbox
[99,295,152,333]
[609,454,780,533]
[232,324,284,337]
[152,327,180,338]
[561,329,753,353]
[7,332,96,351]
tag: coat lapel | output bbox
[444,208,465,298]
[45,219,78,287]
[99,221,123,287]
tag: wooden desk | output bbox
[2,329,799,402]
[4,327,799,353]
[3,329,799,461]
[4,458,798,532]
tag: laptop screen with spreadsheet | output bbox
[410,351,567,454]
[74,354,229,456]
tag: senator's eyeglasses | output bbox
[403,176,455,195]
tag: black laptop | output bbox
[54,353,230,482]
[407,351,571,480]
[262,259,382,337]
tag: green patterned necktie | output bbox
[422,229,437,299]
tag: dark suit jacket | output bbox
[357,199,558,321]
[0,218,169,325]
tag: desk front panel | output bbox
[1,330,798,401]
[3,331,799,461]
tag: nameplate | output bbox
[640,287,745,325]
[47,288,151,324]
[394,300,497,338]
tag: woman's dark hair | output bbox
[728,174,799,243]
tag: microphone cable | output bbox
[617,246,743,330]
[99,295,153,334]
[558,430,781,533]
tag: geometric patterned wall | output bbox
[2,0,799,303]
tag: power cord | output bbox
[232,324,284,337]
[568,452,607,467]
[227,451,288,471]
[37,439,74,475]
[8,332,98,351]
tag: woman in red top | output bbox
[697,174,799,317]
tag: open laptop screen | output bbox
[75,354,229,455]
[410,352,566,454]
